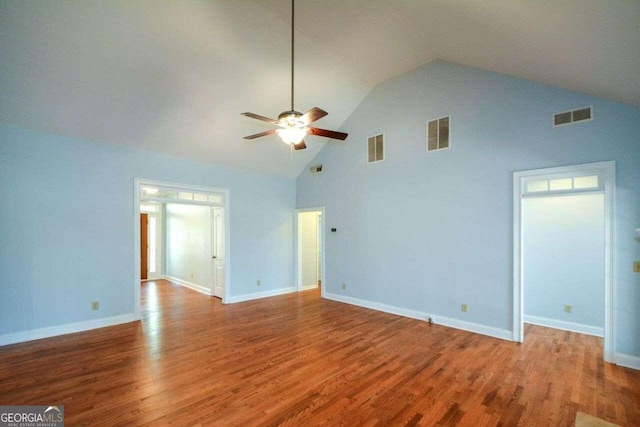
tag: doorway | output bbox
[296,208,325,294]
[140,202,163,281]
[522,193,605,336]
[513,161,615,362]
[165,203,215,296]
[134,179,230,319]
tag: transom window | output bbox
[140,185,224,206]
[523,172,602,197]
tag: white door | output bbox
[212,207,226,298]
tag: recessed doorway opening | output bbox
[513,161,615,363]
[134,179,230,320]
[296,208,325,296]
[140,202,163,281]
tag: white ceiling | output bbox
[1,1,639,178]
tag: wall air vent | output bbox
[427,116,450,151]
[367,134,384,163]
[553,106,593,127]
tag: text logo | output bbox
[0,405,64,427]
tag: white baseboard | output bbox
[226,287,296,304]
[434,313,513,342]
[0,314,136,347]
[614,353,640,370]
[3,294,635,371]
[300,284,319,291]
[165,275,212,296]
[324,292,512,342]
[524,314,604,337]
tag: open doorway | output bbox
[296,208,324,294]
[140,202,163,281]
[134,180,230,320]
[513,161,615,363]
[164,203,216,296]
[523,193,605,336]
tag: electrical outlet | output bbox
[91,301,99,311]
[633,261,640,273]
[256,279,261,286]
[564,304,572,313]
[461,304,468,312]
[341,283,346,290]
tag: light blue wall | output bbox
[523,194,604,328]
[165,203,212,290]
[296,61,640,357]
[0,125,295,336]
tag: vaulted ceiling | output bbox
[1,1,638,178]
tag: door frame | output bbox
[512,161,615,362]
[133,178,231,320]
[295,207,325,297]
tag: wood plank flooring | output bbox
[1,279,639,426]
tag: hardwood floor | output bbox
[1,280,638,426]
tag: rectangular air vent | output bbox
[427,116,450,151]
[367,134,384,163]
[309,164,323,174]
[553,106,592,127]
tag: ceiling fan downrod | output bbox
[290,0,295,112]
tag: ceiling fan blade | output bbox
[300,107,328,125]
[243,130,277,140]
[241,112,279,125]
[293,140,307,150]
[309,127,348,140]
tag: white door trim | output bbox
[134,179,231,321]
[295,207,326,298]
[512,161,615,363]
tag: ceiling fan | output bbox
[241,0,348,151]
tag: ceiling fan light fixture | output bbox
[277,126,307,145]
